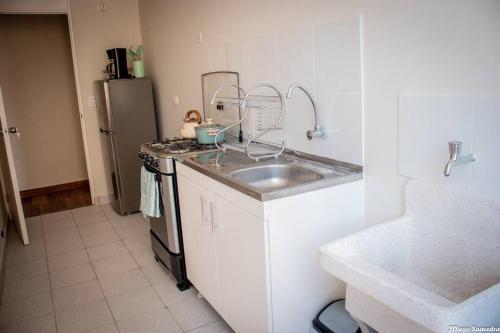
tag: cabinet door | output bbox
[177,174,218,307]
[212,194,269,333]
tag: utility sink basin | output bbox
[320,182,500,333]
[230,164,323,191]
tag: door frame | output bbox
[0,4,97,204]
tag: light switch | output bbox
[172,96,179,105]
[97,2,106,12]
[195,32,202,44]
[88,96,97,108]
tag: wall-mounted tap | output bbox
[444,141,476,176]
[286,83,326,140]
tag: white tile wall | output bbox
[225,16,363,165]
[399,94,500,200]
[313,17,362,92]
[471,97,500,200]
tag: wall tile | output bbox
[247,33,279,86]
[471,97,500,201]
[225,40,250,89]
[313,16,361,92]
[277,25,314,92]
[398,94,475,191]
[314,92,362,164]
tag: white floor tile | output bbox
[53,279,104,311]
[98,203,114,212]
[130,247,156,267]
[168,298,221,332]
[106,287,164,321]
[83,323,119,333]
[98,268,149,297]
[187,320,234,333]
[26,217,43,236]
[42,218,76,234]
[92,253,138,278]
[0,313,56,333]
[45,236,84,257]
[116,308,182,333]
[86,241,129,262]
[50,262,96,290]
[47,249,90,272]
[78,221,114,236]
[6,239,46,266]
[4,258,48,284]
[115,223,150,240]
[1,273,50,304]
[152,278,198,307]
[44,227,80,243]
[41,210,73,223]
[74,212,107,226]
[0,292,53,328]
[141,262,171,285]
[81,230,120,248]
[102,209,122,221]
[71,205,103,217]
[55,299,113,333]
[122,236,151,253]
[108,214,145,228]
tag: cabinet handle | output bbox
[210,201,217,233]
[210,202,215,233]
[200,196,207,226]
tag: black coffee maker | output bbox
[106,48,129,79]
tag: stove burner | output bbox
[150,138,217,154]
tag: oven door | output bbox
[149,170,180,255]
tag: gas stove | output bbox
[149,138,217,154]
[140,138,220,174]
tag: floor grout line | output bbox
[81,205,121,332]
[3,205,226,333]
[41,215,60,333]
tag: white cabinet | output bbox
[177,163,363,333]
[177,173,269,333]
[177,173,218,308]
[212,193,269,333]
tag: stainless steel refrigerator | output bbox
[96,79,158,215]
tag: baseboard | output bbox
[20,179,90,198]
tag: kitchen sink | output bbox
[230,164,323,191]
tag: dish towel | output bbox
[140,166,163,218]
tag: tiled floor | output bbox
[0,204,233,333]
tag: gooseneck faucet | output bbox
[444,141,476,176]
[286,83,326,140]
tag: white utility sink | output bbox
[320,182,500,333]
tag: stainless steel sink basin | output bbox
[230,164,323,190]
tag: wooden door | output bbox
[0,87,28,245]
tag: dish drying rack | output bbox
[212,83,286,161]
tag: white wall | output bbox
[68,0,142,203]
[0,0,66,13]
[399,94,500,200]
[0,14,87,190]
[139,0,500,226]
[224,16,363,165]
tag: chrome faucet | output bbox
[286,83,326,140]
[444,141,476,176]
